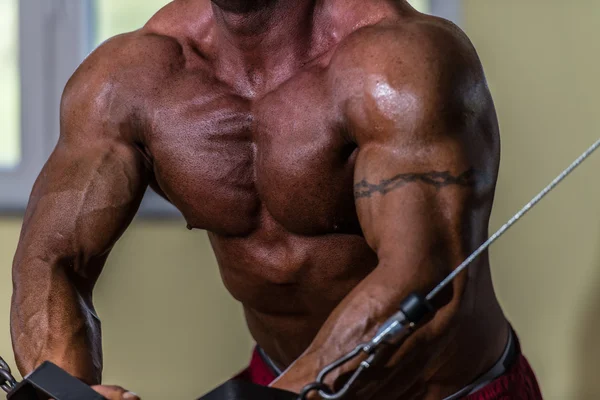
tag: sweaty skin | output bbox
[11,0,507,398]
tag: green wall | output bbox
[1,2,599,399]
[464,1,600,398]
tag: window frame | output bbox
[431,0,462,25]
[0,0,462,215]
[0,0,176,216]
[0,0,94,212]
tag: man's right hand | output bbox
[92,385,141,400]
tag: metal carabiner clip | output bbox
[0,357,17,394]
[298,344,374,400]
[298,294,431,400]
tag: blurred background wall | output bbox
[0,1,599,399]
[464,2,600,399]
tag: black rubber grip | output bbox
[7,362,106,400]
[399,293,434,324]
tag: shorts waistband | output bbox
[444,327,518,400]
[256,327,519,399]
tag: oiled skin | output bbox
[11,1,508,398]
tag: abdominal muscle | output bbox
[210,230,379,367]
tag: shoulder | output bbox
[60,30,185,138]
[63,30,184,108]
[329,16,492,141]
[331,15,483,91]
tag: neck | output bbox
[211,0,279,14]
[212,0,318,47]
[211,0,322,93]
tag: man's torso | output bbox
[99,0,503,374]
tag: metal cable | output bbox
[427,138,600,302]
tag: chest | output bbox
[144,68,359,236]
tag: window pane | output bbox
[408,0,430,14]
[95,0,173,46]
[0,0,21,169]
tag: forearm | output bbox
[272,260,461,393]
[11,254,103,385]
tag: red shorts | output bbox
[235,348,543,399]
[464,354,543,400]
[234,348,278,387]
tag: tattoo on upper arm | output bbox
[354,169,477,199]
